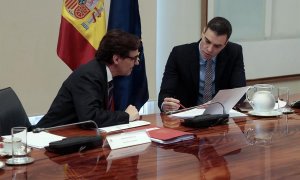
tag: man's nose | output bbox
[207,44,214,52]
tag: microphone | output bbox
[165,102,226,115]
[33,120,100,136]
[33,120,103,154]
[182,102,229,128]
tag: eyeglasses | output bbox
[125,54,140,62]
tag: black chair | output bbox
[0,87,31,136]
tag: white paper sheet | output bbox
[99,120,150,133]
[204,86,249,114]
[170,108,205,118]
[2,131,65,149]
[27,132,65,148]
[170,108,247,118]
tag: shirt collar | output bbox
[106,66,113,82]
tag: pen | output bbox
[177,102,186,109]
[165,104,206,115]
[164,102,185,115]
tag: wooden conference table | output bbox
[1,105,300,179]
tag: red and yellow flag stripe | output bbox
[57,0,106,70]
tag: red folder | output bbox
[146,127,195,144]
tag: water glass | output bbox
[6,127,34,165]
[277,87,294,114]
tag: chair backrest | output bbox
[0,87,31,136]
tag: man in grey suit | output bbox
[158,17,246,112]
[36,29,140,128]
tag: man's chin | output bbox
[201,52,211,60]
[204,54,212,60]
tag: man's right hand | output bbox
[125,105,139,121]
[162,97,181,112]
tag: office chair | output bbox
[0,87,31,136]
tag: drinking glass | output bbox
[6,127,34,165]
[277,87,294,114]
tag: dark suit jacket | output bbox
[158,41,246,110]
[36,59,129,128]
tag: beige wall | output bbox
[0,1,70,116]
[0,0,156,116]
[140,0,156,101]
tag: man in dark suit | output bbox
[36,29,140,128]
[158,17,246,112]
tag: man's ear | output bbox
[112,54,119,64]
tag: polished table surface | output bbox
[1,107,300,179]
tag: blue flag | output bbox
[108,0,149,110]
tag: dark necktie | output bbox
[203,60,213,103]
[107,81,114,111]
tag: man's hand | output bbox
[125,105,139,121]
[162,97,181,112]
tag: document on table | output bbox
[169,86,249,118]
[99,120,150,133]
[2,131,65,149]
[27,132,65,148]
[170,108,247,118]
[204,86,249,114]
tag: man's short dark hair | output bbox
[205,17,232,40]
[95,29,141,64]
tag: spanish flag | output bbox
[57,0,106,70]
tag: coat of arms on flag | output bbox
[57,0,106,70]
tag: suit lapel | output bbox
[97,61,109,107]
[190,42,200,88]
[215,50,229,90]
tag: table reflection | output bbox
[158,119,250,180]
[46,149,141,179]
[244,115,291,146]
[12,166,27,180]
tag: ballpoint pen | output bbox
[177,102,186,109]
[165,104,206,115]
[165,102,186,115]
